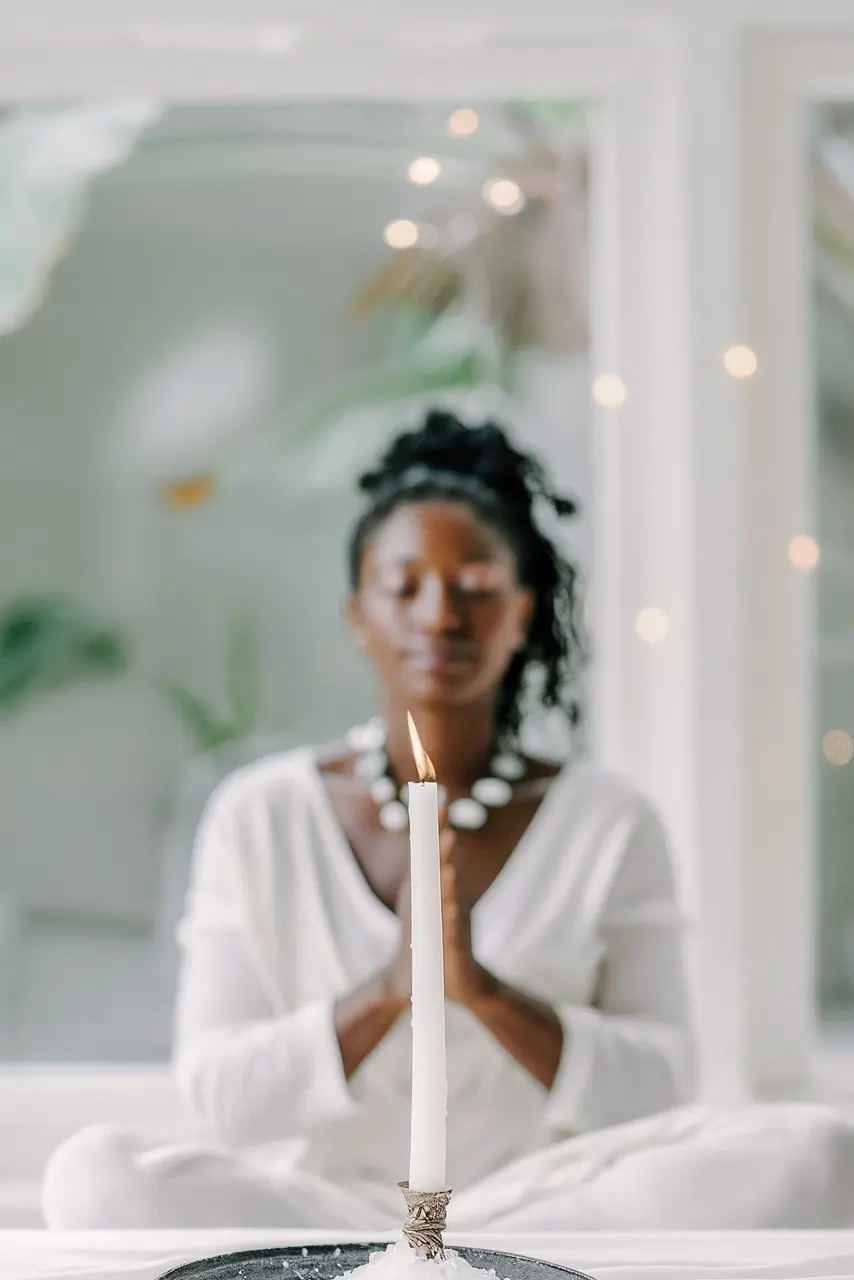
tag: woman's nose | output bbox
[411,577,461,631]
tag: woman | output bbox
[43,411,854,1230]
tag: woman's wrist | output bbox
[376,963,411,1016]
[455,962,498,1013]
[463,972,565,1089]
[334,970,408,1079]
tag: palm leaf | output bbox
[159,681,237,754]
[816,212,854,272]
[226,614,261,738]
[160,614,263,754]
[0,596,128,718]
[351,248,461,323]
[275,344,496,446]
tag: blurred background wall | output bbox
[0,101,591,1060]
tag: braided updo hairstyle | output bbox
[348,409,586,744]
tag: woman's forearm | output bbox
[334,969,408,1078]
[465,968,564,1089]
[335,963,564,1089]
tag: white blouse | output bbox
[172,747,696,1193]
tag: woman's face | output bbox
[348,500,533,713]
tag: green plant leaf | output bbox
[159,611,263,754]
[277,348,487,446]
[160,681,237,754]
[816,212,854,272]
[0,595,129,718]
[509,100,586,126]
[226,614,261,738]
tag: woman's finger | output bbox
[395,878,411,923]
[440,825,457,861]
[442,893,459,924]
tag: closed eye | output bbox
[456,565,513,596]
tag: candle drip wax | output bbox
[342,1240,506,1280]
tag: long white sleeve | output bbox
[172,778,357,1149]
[544,802,696,1135]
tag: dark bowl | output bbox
[158,1243,595,1280]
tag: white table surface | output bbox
[2,1231,854,1280]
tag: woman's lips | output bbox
[405,645,477,673]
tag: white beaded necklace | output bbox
[348,719,525,832]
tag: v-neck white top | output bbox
[172,747,695,1192]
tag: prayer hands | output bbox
[384,822,487,1009]
[440,826,487,1007]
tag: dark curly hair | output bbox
[348,409,586,743]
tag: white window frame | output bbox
[6,6,849,1107]
[741,28,854,1095]
[0,15,730,1094]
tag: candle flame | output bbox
[407,711,436,782]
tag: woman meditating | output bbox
[43,411,854,1230]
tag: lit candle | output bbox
[406,711,448,1192]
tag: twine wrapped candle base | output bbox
[398,1182,453,1260]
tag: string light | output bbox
[591,374,628,408]
[408,156,442,186]
[448,108,479,137]
[383,219,419,250]
[482,178,525,214]
[635,608,670,644]
[723,344,758,379]
[788,535,820,571]
[823,730,854,766]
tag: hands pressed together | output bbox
[342,818,562,1089]
[384,823,490,1011]
[438,827,491,1006]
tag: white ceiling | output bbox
[7,0,854,42]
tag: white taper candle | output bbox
[406,712,447,1192]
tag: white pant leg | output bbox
[42,1126,397,1230]
[498,1105,854,1231]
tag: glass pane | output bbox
[0,100,591,1061]
[811,103,854,1037]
